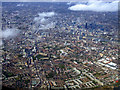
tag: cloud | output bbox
[2,28,20,39]
[68,0,119,12]
[17,4,24,6]
[33,12,56,30]
[67,2,72,5]
[1,0,88,2]
[39,22,56,30]
[38,12,55,17]
[0,28,20,46]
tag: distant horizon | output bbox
[0,0,119,2]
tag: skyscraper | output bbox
[85,23,87,29]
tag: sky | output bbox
[1,0,119,12]
[69,0,119,12]
[1,0,119,2]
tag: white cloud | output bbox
[2,28,20,38]
[17,4,24,6]
[68,1,119,12]
[34,12,56,30]
[38,12,55,17]
[39,22,56,30]
[67,2,72,5]
[0,28,20,46]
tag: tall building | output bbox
[85,23,87,29]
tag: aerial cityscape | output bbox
[1,1,120,90]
